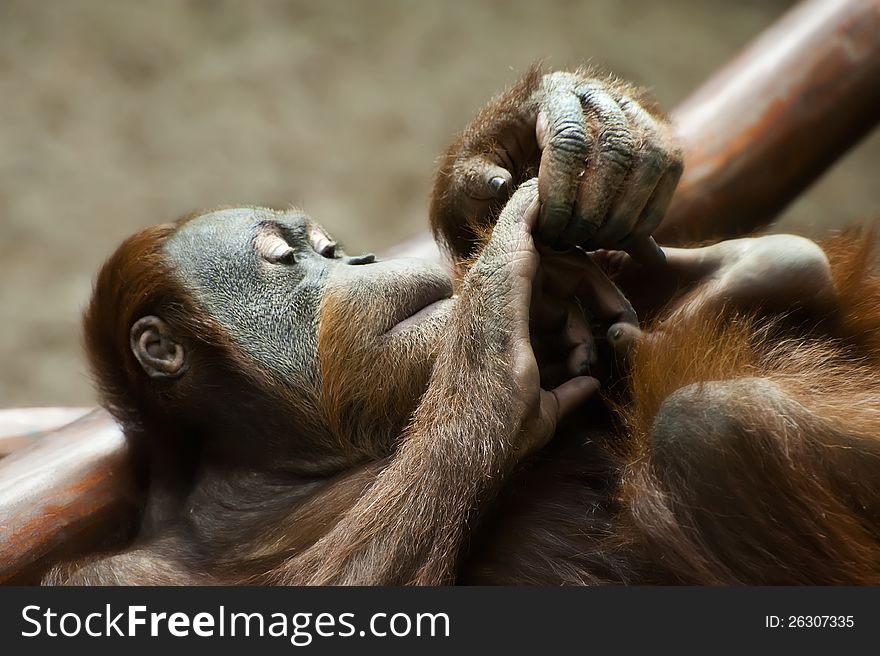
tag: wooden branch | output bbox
[0,407,94,458]
[657,0,880,244]
[0,409,137,583]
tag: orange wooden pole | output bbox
[658,0,880,243]
[0,409,136,583]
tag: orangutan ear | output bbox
[130,316,187,379]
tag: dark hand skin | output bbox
[430,68,839,392]
[590,234,838,351]
[526,232,838,385]
[429,67,685,385]
[431,67,684,265]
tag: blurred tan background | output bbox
[1,0,878,408]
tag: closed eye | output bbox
[254,228,296,264]
[308,224,341,259]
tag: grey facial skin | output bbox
[162,207,455,417]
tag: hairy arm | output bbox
[273,181,596,585]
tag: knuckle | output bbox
[550,122,590,155]
[617,96,636,113]
[506,180,539,208]
[599,131,634,171]
[542,71,578,91]
[637,143,665,171]
[517,177,539,193]
[496,200,532,228]
[754,235,832,281]
[571,216,601,241]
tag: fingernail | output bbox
[611,327,624,341]
[489,176,507,195]
[347,253,376,265]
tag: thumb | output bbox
[460,155,513,201]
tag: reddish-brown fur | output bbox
[52,65,880,585]
[56,225,880,586]
[621,232,880,584]
[459,231,880,585]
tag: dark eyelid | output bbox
[254,222,297,264]
[307,224,340,259]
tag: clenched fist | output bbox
[431,66,683,264]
